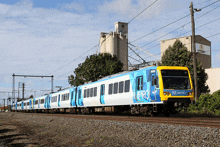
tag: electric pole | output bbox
[190,2,198,102]
[22,83,25,99]
[4,99,5,111]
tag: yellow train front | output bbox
[157,66,194,112]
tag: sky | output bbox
[0,0,220,105]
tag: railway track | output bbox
[28,112,220,129]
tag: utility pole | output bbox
[22,83,25,99]
[190,2,199,102]
[3,99,5,112]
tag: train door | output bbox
[58,95,60,107]
[135,76,144,102]
[100,84,105,104]
[44,97,47,108]
[48,95,51,108]
[70,88,76,106]
[150,69,159,101]
[33,99,34,109]
[21,102,24,110]
[29,99,32,109]
[78,89,83,106]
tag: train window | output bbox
[108,84,113,95]
[137,76,143,90]
[125,80,130,92]
[27,102,29,106]
[152,76,155,86]
[24,103,26,106]
[156,77,159,88]
[87,89,90,98]
[51,96,57,103]
[90,88,93,97]
[78,90,81,98]
[101,84,105,95]
[66,93,69,100]
[84,89,87,98]
[35,100,38,105]
[119,81,124,93]
[114,82,118,94]
[40,99,44,104]
[94,87,97,96]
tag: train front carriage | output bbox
[157,66,194,105]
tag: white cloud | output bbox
[60,2,85,12]
[0,0,220,98]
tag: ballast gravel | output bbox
[0,112,220,147]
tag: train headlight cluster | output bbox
[163,92,171,96]
[188,92,193,96]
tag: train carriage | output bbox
[22,99,29,110]
[33,96,46,110]
[77,66,194,114]
[15,66,194,115]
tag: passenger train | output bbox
[11,66,194,115]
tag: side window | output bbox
[152,76,155,86]
[51,96,57,102]
[137,76,143,90]
[90,88,93,97]
[108,84,113,95]
[35,100,38,105]
[61,94,64,101]
[78,90,81,98]
[119,81,124,93]
[94,87,97,97]
[114,82,118,94]
[66,93,69,100]
[156,77,159,88]
[24,103,26,106]
[41,99,44,104]
[87,89,90,98]
[125,80,130,92]
[84,89,87,98]
[27,102,29,106]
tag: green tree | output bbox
[159,39,209,97]
[68,53,123,86]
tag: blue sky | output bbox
[0,0,220,105]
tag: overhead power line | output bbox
[130,14,190,43]
[206,32,220,38]
[130,16,220,62]
[135,4,220,50]
[128,0,158,24]
[128,56,142,63]
[48,44,98,75]
[200,0,220,9]
[130,0,220,44]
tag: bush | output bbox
[187,90,220,115]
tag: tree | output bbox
[159,39,209,97]
[68,53,124,86]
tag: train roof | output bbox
[81,66,158,87]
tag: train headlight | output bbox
[188,92,193,96]
[163,92,170,96]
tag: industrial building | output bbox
[99,22,128,71]
[160,35,220,94]
[160,35,211,69]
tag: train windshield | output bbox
[161,70,191,90]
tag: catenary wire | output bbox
[130,0,220,44]
[128,0,158,24]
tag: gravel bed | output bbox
[0,112,220,147]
